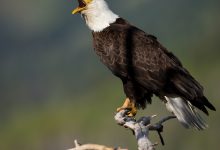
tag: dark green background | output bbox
[0,0,219,149]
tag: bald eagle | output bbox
[72,0,215,130]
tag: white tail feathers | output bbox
[164,96,208,130]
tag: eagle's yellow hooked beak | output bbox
[72,0,93,14]
[72,7,85,14]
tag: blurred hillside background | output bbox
[0,0,219,149]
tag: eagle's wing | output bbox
[105,23,182,91]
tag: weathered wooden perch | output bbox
[114,109,176,150]
[68,110,175,150]
[68,139,127,150]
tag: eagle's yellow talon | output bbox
[117,98,137,117]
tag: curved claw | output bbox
[117,98,137,117]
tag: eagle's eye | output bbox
[78,0,87,8]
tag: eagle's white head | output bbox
[72,0,119,32]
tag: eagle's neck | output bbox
[81,0,119,32]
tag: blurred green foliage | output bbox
[0,0,219,150]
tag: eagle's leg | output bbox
[117,98,137,117]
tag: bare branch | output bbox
[68,110,175,150]
[68,139,127,150]
[114,109,176,150]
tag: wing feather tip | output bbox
[165,96,208,130]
